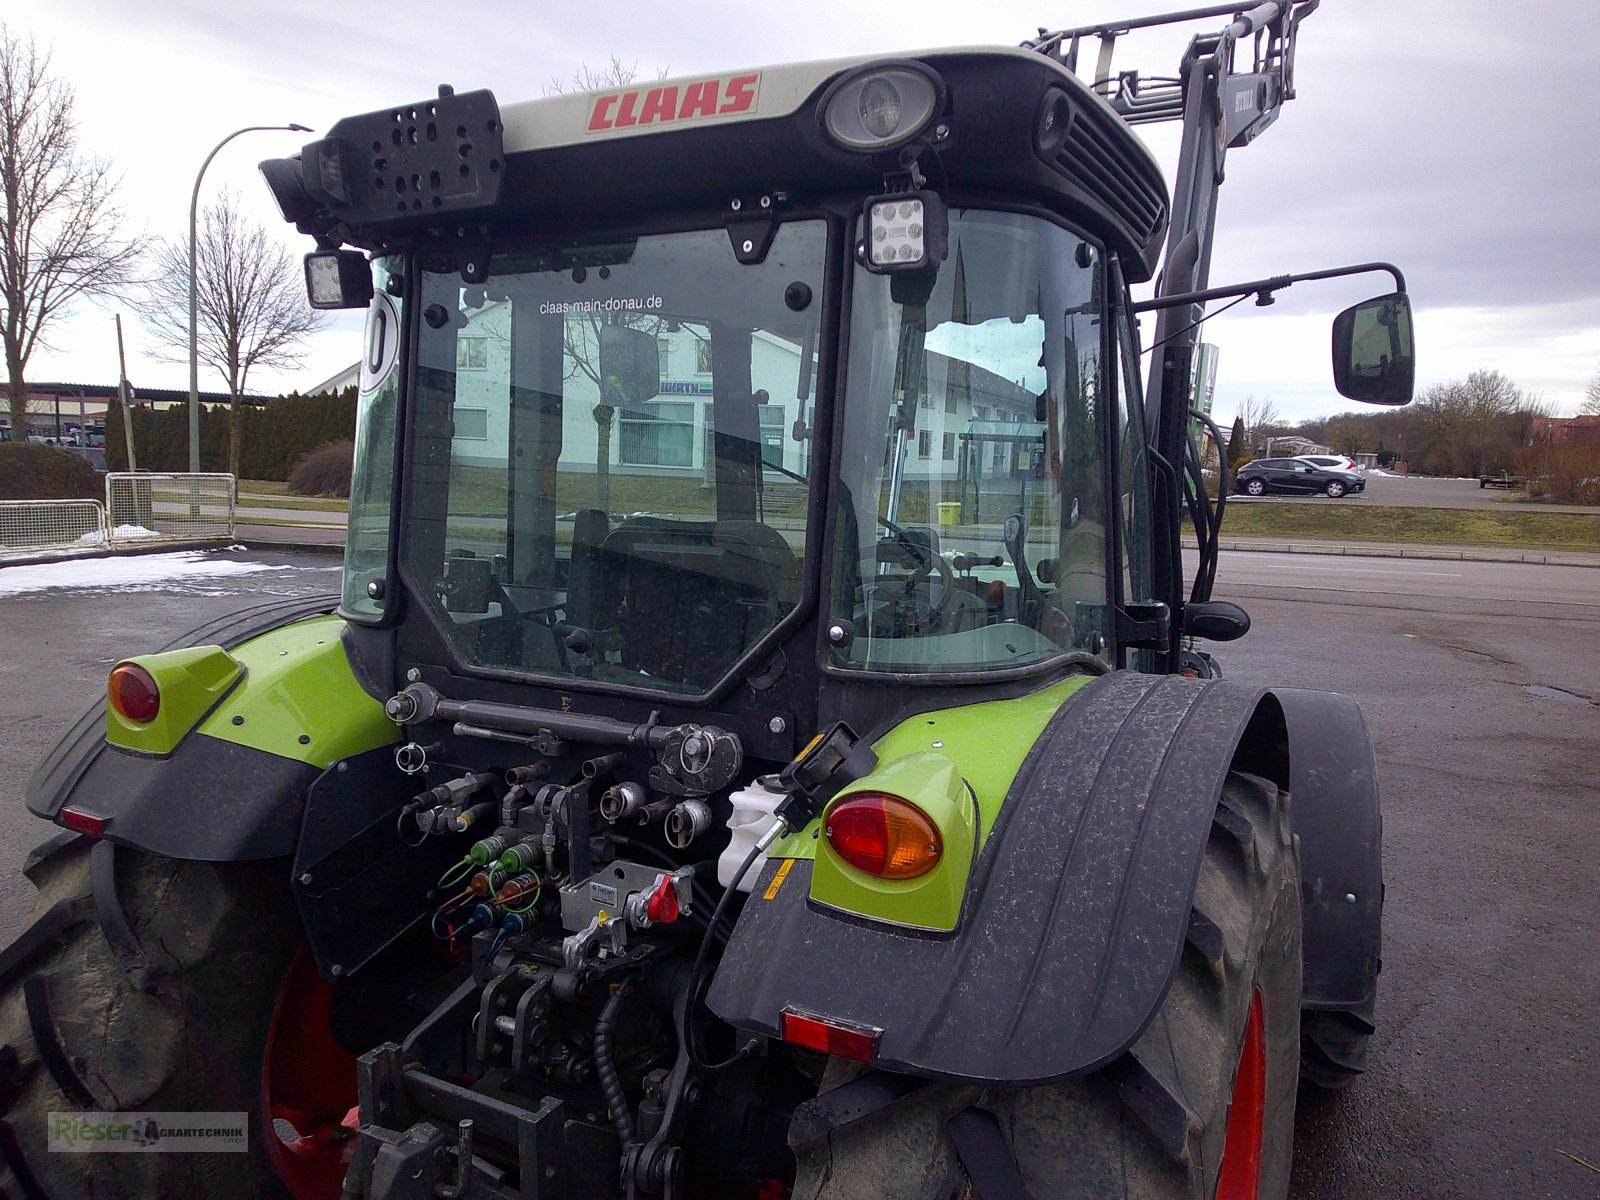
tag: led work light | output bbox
[862,190,947,273]
[304,250,374,310]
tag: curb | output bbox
[0,537,236,570]
[1189,537,1600,569]
[238,537,346,557]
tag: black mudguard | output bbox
[1275,687,1383,1018]
[710,670,1291,1085]
[24,594,341,862]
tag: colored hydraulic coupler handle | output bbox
[438,835,512,888]
[494,841,542,874]
[455,902,502,936]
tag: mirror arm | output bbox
[1132,261,1407,314]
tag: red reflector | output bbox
[781,1010,879,1064]
[61,808,107,837]
[108,663,160,723]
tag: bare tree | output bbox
[1414,368,1540,475]
[1231,394,1280,455]
[143,192,326,475]
[1582,366,1600,417]
[1,25,139,438]
[543,59,671,511]
[544,55,668,98]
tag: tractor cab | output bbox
[262,50,1182,722]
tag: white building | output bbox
[447,301,1037,488]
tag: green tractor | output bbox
[1,4,1414,1197]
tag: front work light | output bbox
[305,250,374,310]
[862,190,948,273]
[820,64,942,151]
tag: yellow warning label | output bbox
[795,730,826,762]
[762,858,795,900]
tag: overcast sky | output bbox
[8,0,1598,424]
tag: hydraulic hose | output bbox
[594,983,635,1148]
[684,842,764,1072]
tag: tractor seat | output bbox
[591,517,799,689]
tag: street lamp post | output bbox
[188,123,312,473]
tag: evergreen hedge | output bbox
[0,443,102,500]
[105,387,358,480]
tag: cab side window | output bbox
[1111,262,1153,659]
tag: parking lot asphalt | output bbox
[1231,470,1600,514]
[1216,559,1600,1200]
[0,546,1595,1199]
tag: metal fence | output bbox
[0,474,236,560]
[105,473,235,542]
[0,499,107,554]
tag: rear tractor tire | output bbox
[791,770,1303,1200]
[0,836,354,1200]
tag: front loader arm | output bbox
[1032,2,1320,663]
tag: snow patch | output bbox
[0,550,293,598]
[111,524,162,539]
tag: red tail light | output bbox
[108,663,160,723]
[781,1010,879,1064]
[824,792,942,879]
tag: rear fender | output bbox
[24,595,398,863]
[1272,687,1383,1017]
[710,670,1289,1084]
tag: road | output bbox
[1,546,1596,1199]
[1209,548,1600,617]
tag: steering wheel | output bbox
[860,515,956,634]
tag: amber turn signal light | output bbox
[824,792,942,880]
[108,662,160,723]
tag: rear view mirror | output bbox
[1185,600,1251,642]
[599,325,661,407]
[1332,292,1414,406]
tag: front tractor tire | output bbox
[0,836,352,1200]
[792,770,1303,1200]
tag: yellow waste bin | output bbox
[937,502,961,526]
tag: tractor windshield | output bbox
[828,210,1114,674]
[398,221,827,695]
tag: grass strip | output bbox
[235,494,350,513]
[1219,502,1600,551]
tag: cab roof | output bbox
[269,46,1171,280]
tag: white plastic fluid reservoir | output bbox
[719,779,786,892]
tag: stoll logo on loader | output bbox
[47,1112,248,1153]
